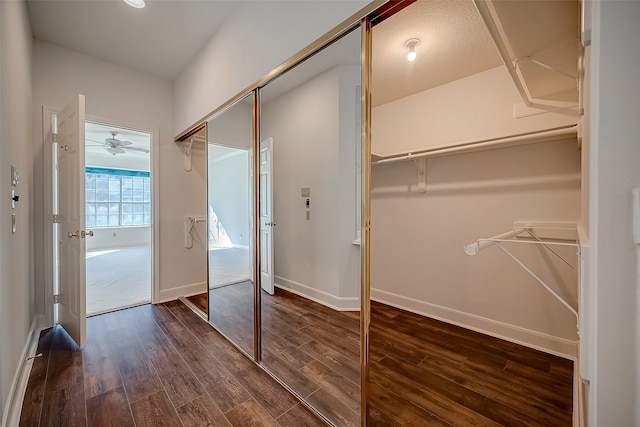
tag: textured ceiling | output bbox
[28,0,504,105]
[27,0,236,80]
[372,0,502,106]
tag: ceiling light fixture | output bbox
[123,0,145,9]
[404,38,420,62]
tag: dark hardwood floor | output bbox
[19,301,326,427]
[208,281,255,354]
[186,292,208,314]
[261,288,361,427]
[22,290,574,427]
[205,284,573,426]
[367,301,574,426]
[207,283,361,426]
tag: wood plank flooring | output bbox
[186,293,208,314]
[205,284,573,426]
[207,284,361,426]
[21,293,574,427]
[367,301,574,426]
[19,301,326,427]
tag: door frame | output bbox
[43,108,160,326]
[258,137,274,295]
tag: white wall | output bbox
[86,227,151,251]
[32,41,207,307]
[206,100,252,248]
[174,0,368,135]
[262,65,359,309]
[587,1,640,424]
[85,153,149,172]
[372,66,579,157]
[207,100,252,150]
[371,139,581,355]
[208,148,250,247]
[371,64,582,355]
[0,0,34,423]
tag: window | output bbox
[85,167,151,228]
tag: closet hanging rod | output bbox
[465,228,579,255]
[464,228,526,255]
[464,227,580,329]
[373,125,578,166]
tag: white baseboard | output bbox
[3,315,47,427]
[159,281,207,303]
[274,276,359,311]
[371,288,578,359]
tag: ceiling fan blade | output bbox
[106,147,125,155]
[119,140,133,146]
[86,138,108,145]
[126,147,150,153]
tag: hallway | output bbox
[19,301,323,426]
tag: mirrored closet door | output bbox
[206,93,255,356]
[258,27,362,426]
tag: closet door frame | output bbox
[173,2,418,425]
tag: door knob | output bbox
[81,230,94,238]
[67,230,79,239]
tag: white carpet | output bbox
[86,245,151,316]
[209,247,251,289]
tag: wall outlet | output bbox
[301,187,310,197]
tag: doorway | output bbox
[83,122,152,315]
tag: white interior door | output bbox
[260,137,274,295]
[56,94,87,347]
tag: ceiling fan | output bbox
[88,132,150,156]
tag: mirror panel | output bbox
[258,28,362,425]
[206,94,254,355]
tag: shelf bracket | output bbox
[414,158,427,194]
[184,137,194,172]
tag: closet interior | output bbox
[177,0,585,425]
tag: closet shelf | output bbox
[473,0,580,108]
[372,125,578,166]
[464,222,580,332]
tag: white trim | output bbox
[371,288,578,359]
[42,108,161,317]
[3,315,47,427]
[274,276,360,311]
[151,127,160,304]
[84,116,160,306]
[158,281,207,303]
[42,106,55,326]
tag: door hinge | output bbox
[52,132,58,144]
[53,214,61,223]
[53,294,61,304]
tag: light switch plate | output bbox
[301,187,310,197]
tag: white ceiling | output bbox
[372,0,501,106]
[27,0,502,103]
[27,0,237,80]
[86,121,151,162]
